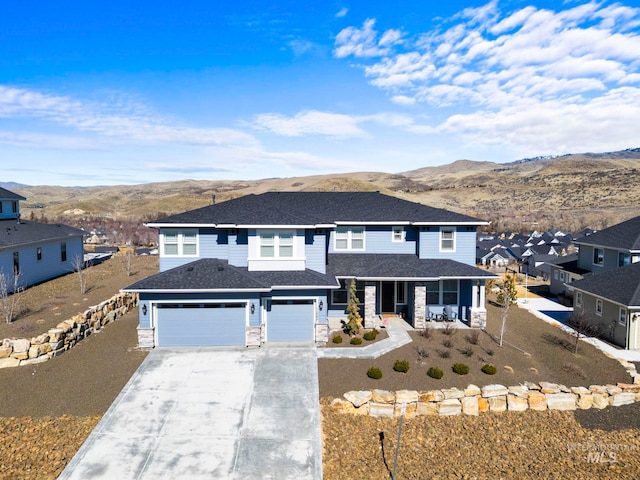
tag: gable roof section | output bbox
[326,254,497,280]
[122,258,340,293]
[571,261,640,307]
[0,220,84,249]
[0,187,26,201]
[575,216,640,251]
[147,192,487,227]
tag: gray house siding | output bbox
[0,200,20,220]
[418,227,476,265]
[577,245,620,273]
[199,228,229,260]
[577,295,628,349]
[0,237,83,291]
[228,231,248,267]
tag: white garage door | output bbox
[156,303,246,346]
[267,300,315,342]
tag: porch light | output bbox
[250,303,255,314]
[142,304,147,316]
[319,300,324,311]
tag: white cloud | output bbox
[335,7,348,18]
[0,85,256,146]
[333,19,404,58]
[252,110,367,137]
[334,1,640,155]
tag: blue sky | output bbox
[1,0,639,186]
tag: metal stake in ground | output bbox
[392,402,406,480]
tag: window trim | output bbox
[439,227,456,252]
[619,307,627,326]
[595,298,603,316]
[259,230,296,259]
[162,230,199,257]
[593,247,604,266]
[392,226,405,243]
[334,226,366,251]
[619,252,631,267]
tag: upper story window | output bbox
[162,230,198,256]
[60,242,67,262]
[259,230,294,258]
[595,298,603,316]
[619,252,631,267]
[575,291,583,307]
[440,227,456,252]
[593,247,604,266]
[335,226,365,251]
[13,252,19,275]
[392,226,405,242]
[36,247,42,261]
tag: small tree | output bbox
[0,270,24,323]
[345,279,362,335]
[496,273,517,347]
[568,309,600,354]
[71,254,89,294]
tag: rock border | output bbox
[332,381,640,417]
[0,293,137,369]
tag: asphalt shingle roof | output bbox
[575,216,640,251]
[571,261,640,307]
[0,220,84,249]
[326,254,497,279]
[0,187,26,201]
[123,258,340,291]
[152,192,486,226]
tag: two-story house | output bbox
[123,192,497,348]
[558,215,640,349]
[0,187,84,292]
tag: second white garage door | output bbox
[267,300,315,342]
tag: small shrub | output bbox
[427,366,444,379]
[442,339,454,349]
[363,329,379,341]
[481,364,497,375]
[438,349,450,359]
[350,337,363,345]
[460,346,474,357]
[393,359,410,373]
[332,335,343,344]
[367,367,383,379]
[420,325,433,340]
[466,330,481,345]
[441,323,456,336]
[416,346,429,361]
[453,363,470,375]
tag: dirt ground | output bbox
[318,301,630,397]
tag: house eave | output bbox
[413,221,488,226]
[121,287,272,294]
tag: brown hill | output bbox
[11,148,640,233]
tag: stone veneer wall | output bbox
[0,293,138,369]
[331,381,640,418]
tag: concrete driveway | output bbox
[59,345,322,479]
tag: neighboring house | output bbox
[123,192,497,348]
[550,215,640,298]
[570,262,640,349]
[0,187,84,292]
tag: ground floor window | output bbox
[396,282,406,304]
[596,299,603,316]
[619,307,627,326]
[332,279,364,305]
[426,280,459,305]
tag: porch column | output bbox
[413,282,427,329]
[470,280,487,328]
[364,282,376,328]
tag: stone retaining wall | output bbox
[331,381,640,418]
[0,293,138,369]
